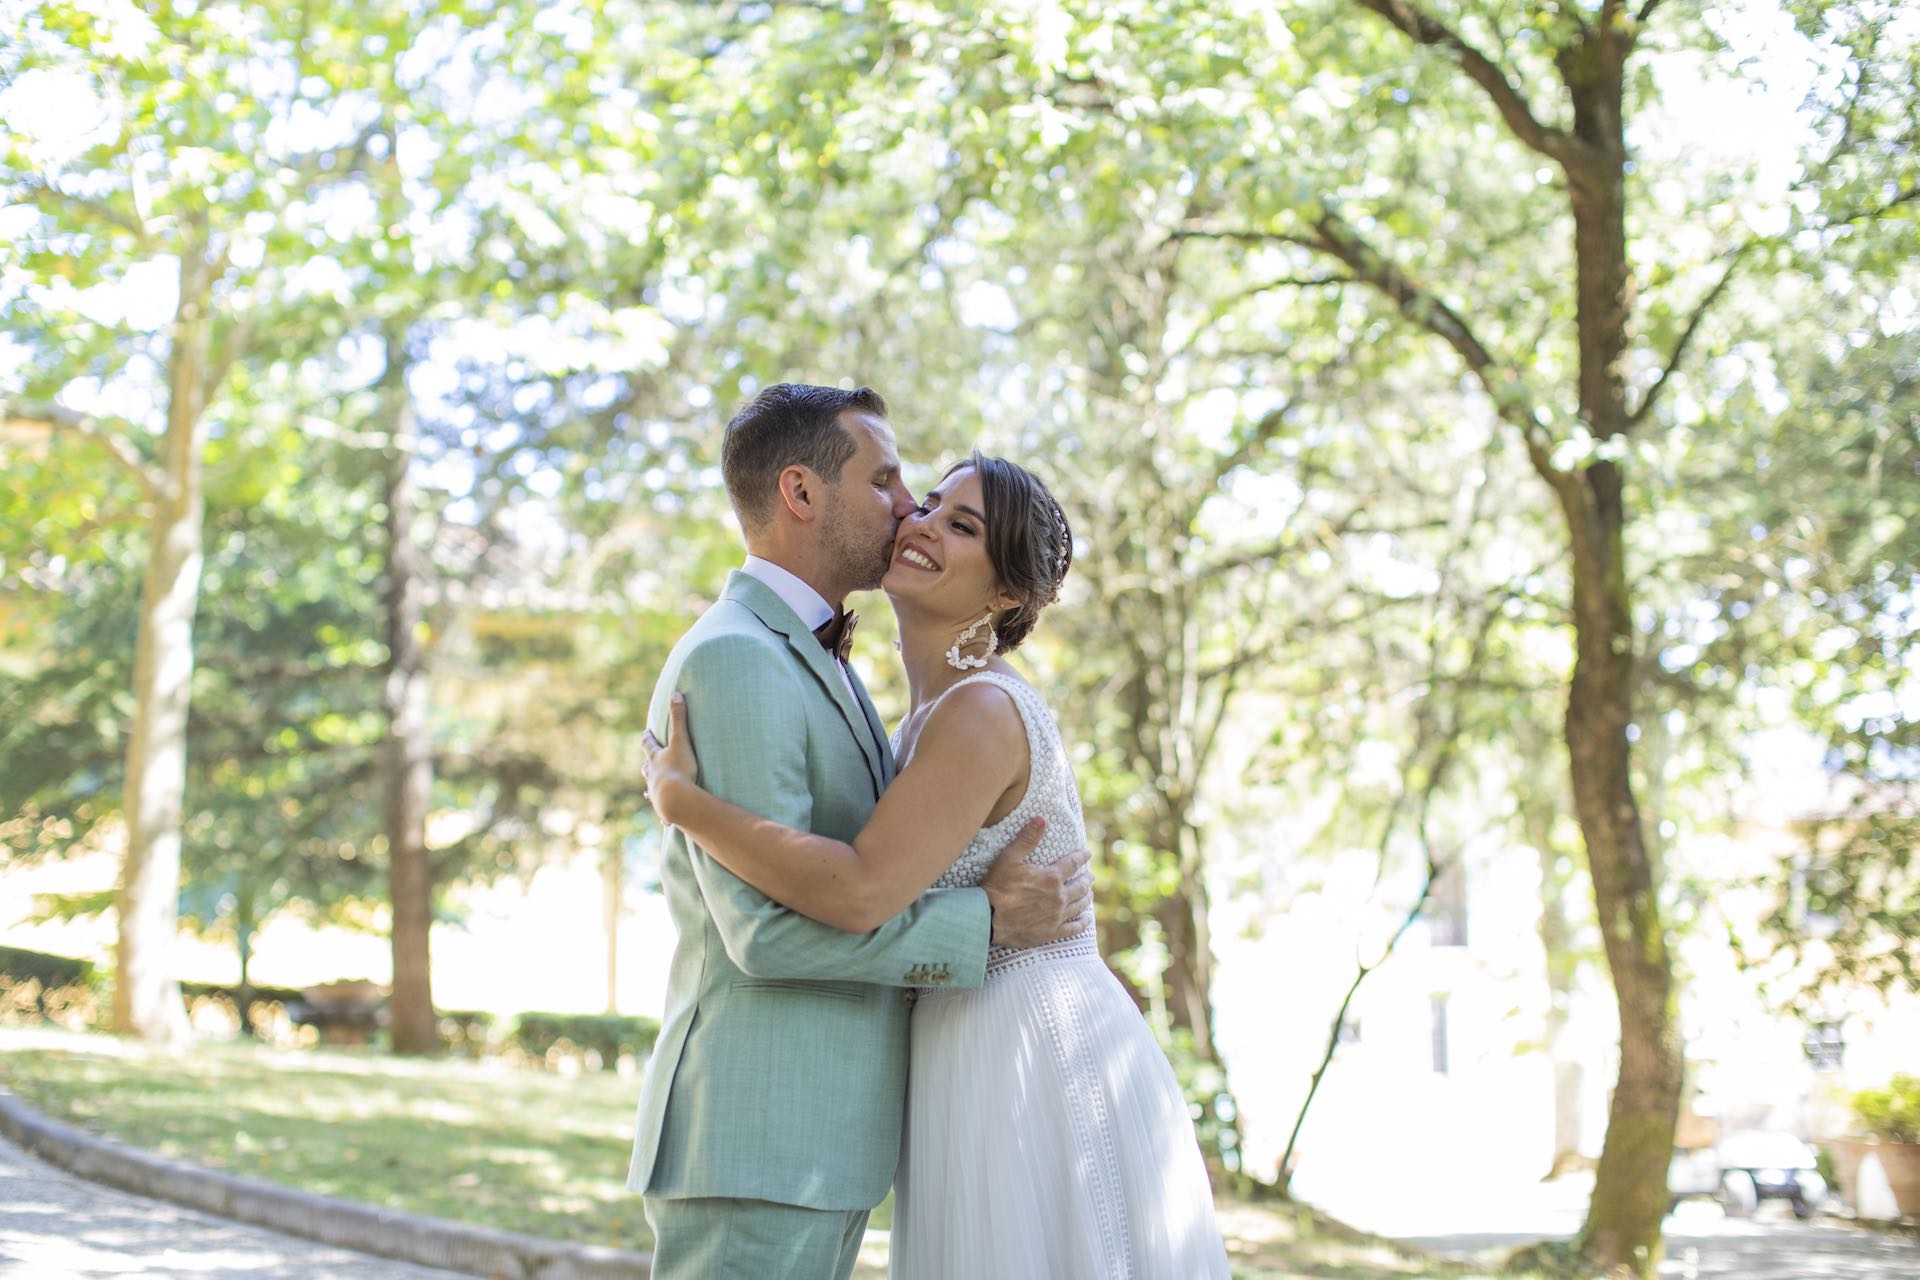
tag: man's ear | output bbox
[776,465,819,522]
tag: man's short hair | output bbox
[720,383,889,529]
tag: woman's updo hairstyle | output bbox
[939,449,1073,654]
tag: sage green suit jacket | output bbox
[627,571,992,1211]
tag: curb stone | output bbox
[0,1085,652,1279]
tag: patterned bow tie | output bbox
[813,610,859,663]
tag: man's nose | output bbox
[890,485,918,517]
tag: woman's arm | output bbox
[643,682,1027,932]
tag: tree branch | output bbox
[2,399,165,499]
[1169,226,1321,252]
[1304,209,1576,497]
[1207,396,1301,487]
[7,175,151,246]
[1628,241,1751,427]
[1348,0,1592,169]
[279,122,385,191]
[1175,212,1575,494]
[1825,182,1920,229]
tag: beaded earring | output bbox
[945,611,998,671]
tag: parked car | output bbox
[1669,1129,1827,1219]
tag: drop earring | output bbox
[945,611,997,671]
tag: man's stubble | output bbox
[820,490,898,594]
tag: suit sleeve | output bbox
[659,632,991,989]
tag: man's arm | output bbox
[665,632,993,988]
[648,683,1095,941]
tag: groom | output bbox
[628,383,1094,1279]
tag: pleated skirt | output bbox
[890,937,1231,1280]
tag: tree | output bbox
[1,0,411,1041]
[1110,1,1908,1267]
[613,3,1913,1267]
[0,420,390,1012]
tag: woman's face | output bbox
[883,466,1011,618]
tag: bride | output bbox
[641,451,1230,1279]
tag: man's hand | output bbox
[980,817,1096,949]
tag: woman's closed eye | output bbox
[916,501,974,535]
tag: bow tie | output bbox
[813,610,859,663]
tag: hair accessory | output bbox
[1046,500,1072,592]
[945,611,998,671]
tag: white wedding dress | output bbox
[889,670,1231,1280]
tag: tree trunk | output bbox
[1559,34,1683,1275]
[236,890,257,1038]
[381,332,437,1056]
[113,245,215,1047]
[1562,499,1678,1276]
[602,813,622,1015]
[1154,819,1218,1061]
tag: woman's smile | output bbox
[896,543,941,571]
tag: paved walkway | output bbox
[0,1133,471,1280]
[10,1115,1913,1280]
[1398,1203,1920,1280]
[1314,1167,1917,1280]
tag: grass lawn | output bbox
[0,1028,1517,1279]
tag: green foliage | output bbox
[1162,1026,1245,1179]
[1852,1074,1920,1144]
[509,1010,660,1069]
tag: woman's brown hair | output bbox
[939,450,1073,653]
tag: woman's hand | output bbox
[641,692,697,825]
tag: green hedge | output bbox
[0,944,98,990]
[1854,1073,1920,1144]
[2,946,659,1069]
[512,1012,660,1070]
[181,979,307,1039]
[0,944,106,1026]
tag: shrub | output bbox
[1853,1073,1920,1144]
[439,1009,498,1058]
[0,945,106,1028]
[512,1012,660,1071]
[0,945,97,990]
[180,980,306,1042]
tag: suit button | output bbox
[901,992,916,1008]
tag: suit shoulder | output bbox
[674,606,801,687]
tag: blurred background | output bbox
[1,0,1915,1272]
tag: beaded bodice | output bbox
[894,669,1098,968]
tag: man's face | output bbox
[820,410,917,592]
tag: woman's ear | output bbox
[992,587,1023,616]
[776,465,818,522]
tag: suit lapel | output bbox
[721,572,886,799]
[846,665,897,786]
